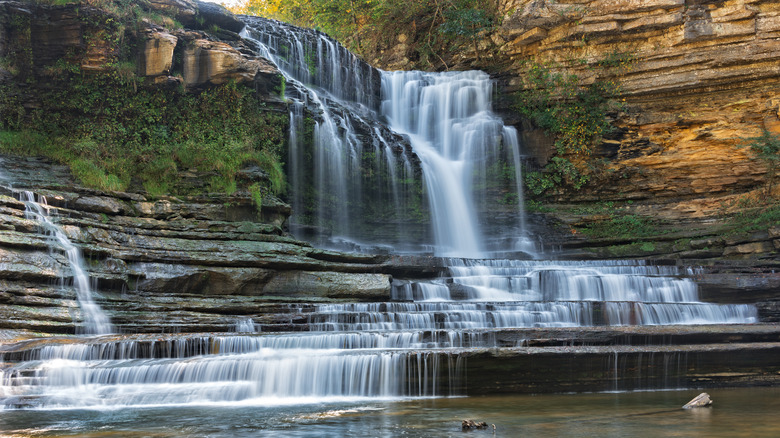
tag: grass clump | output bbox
[579,213,659,240]
[725,200,780,235]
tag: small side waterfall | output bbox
[243,19,417,250]
[19,192,114,335]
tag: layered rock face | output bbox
[0,156,397,334]
[490,0,780,213]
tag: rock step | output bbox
[2,325,777,360]
[2,335,778,394]
[456,342,780,394]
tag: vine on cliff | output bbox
[514,62,623,196]
[741,129,780,198]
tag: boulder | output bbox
[180,38,280,88]
[461,419,490,430]
[194,1,245,33]
[146,0,198,21]
[261,271,392,299]
[683,392,713,409]
[138,30,178,77]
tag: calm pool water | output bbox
[1,387,778,437]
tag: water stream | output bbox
[0,161,113,335]
[18,192,114,335]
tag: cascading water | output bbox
[381,71,533,257]
[20,192,114,335]
[0,178,114,335]
[0,17,761,415]
[242,19,416,250]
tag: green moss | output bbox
[248,182,264,212]
[725,201,780,235]
[70,158,126,192]
[0,68,288,197]
[579,214,660,240]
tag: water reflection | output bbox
[1,387,778,437]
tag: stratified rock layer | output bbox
[0,155,394,334]
[490,0,780,214]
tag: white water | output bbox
[242,21,385,244]
[0,333,461,409]
[0,258,756,409]
[19,192,114,335]
[243,18,529,255]
[382,70,512,257]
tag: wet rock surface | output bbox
[0,155,397,333]
[2,324,778,393]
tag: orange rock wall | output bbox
[491,0,780,216]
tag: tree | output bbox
[744,129,780,198]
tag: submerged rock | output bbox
[461,419,489,430]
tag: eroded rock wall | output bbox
[491,0,780,212]
[0,0,281,90]
[0,156,394,334]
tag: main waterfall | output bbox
[0,16,762,417]
[382,71,529,257]
[242,18,529,255]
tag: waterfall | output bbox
[381,70,528,257]
[0,18,762,412]
[242,18,528,255]
[242,20,395,250]
[0,259,757,409]
[19,192,114,335]
[0,333,462,408]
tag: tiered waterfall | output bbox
[0,17,758,410]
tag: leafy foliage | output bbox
[1,67,287,196]
[741,129,780,198]
[515,62,622,195]
[438,1,495,61]
[233,0,499,66]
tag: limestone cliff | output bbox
[0,0,280,90]
[371,0,780,259]
[493,0,780,204]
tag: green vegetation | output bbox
[1,71,287,196]
[514,62,622,196]
[234,0,499,67]
[724,199,780,236]
[740,129,780,198]
[579,214,658,240]
[0,1,287,198]
[718,129,780,236]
